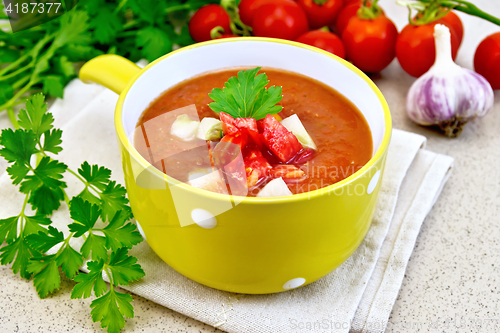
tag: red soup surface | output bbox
[134,68,373,196]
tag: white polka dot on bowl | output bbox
[191,208,217,229]
[283,278,306,290]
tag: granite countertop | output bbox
[1,0,499,332]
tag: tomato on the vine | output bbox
[474,32,500,90]
[296,30,346,58]
[189,4,232,42]
[252,0,309,41]
[333,1,361,36]
[296,0,344,30]
[342,14,398,73]
[238,0,266,26]
[396,21,460,77]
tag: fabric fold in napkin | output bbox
[0,80,454,333]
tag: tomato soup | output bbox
[134,68,373,196]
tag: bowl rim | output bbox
[115,37,392,204]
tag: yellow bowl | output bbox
[79,37,392,294]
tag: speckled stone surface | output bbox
[1,1,499,332]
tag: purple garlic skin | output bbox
[405,24,494,137]
[406,68,494,126]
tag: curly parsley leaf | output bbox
[91,289,134,333]
[19,156,67,195]
[0,128,37,164]
[42,75,65,99]
[78,162,111,192]
[42,129,63,154]
[135,26,172,62]
[102,212,143,251]
[7,162,30,185]
[27,255,61,298]
[71,259,107,299]
[68,197,101,237]
[0,237,39,279]
[17,93,53,135]
[0,216,19,244]
[107,247,145,286]
[56,245,84,279]
[99,181,132,222]
[23,215,52,237]
[27,226,64,253]
[72,248,144,333]
[208,67,283,120]
[28,186,65,215]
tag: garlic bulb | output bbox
[406,24,494,137]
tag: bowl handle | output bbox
[79,54,141,94]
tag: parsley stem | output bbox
[12,75,31,90]
[0,80,35,113]
[164,4,194,13]
[17,194,30,238]
[20,194,30,219]
[7,108,19,129]
[66,167,103,196]
[54,232,76,257]
[63,189,71,206]
[66,168,87,185]
[104,266,115,289]
[0,53,31,77]
[0,63,34,82]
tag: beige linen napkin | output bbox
[0,80,453,333]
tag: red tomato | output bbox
[474,32,500,90]
[439,11,463,46]
[238,0,266,26]
[259,114,302,163]
[296,0,344,29]
[220,112,239,135]
[244,149,272,186]
[296,30,346,59]
[333,1,360,36]
[396,22,459,77]
[342,15,398,73]
[189,4,231,42]
[252,0,309,41]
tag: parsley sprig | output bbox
[0,94,144,333]
[0,0,218,120]
[208,67,283,120]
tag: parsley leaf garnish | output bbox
[0,94,144,332]
[208,67,283,120]
[72,249,145,333]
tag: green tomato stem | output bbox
[221,0,252,36]
[417,0,500,26]
[358,0,383,20]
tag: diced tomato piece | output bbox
[212,133,247,170]
[234,117,262,148]
[259,114,302,162]
[244,149,271,187]
[220,112,262,148]
[234,117,258,132]
[219,112,239,136]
